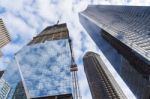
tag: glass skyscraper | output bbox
[79,5,150,99]
[15,24,73,99]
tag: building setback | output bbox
[79,5,150,99]
[15,23,74,99]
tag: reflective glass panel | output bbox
[16,39,72,98]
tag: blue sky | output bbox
[0,0,150,99]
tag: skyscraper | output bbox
[15,23,79,99]
[0,19,11,56]
[79,5,150,99]
[83,52,135,99]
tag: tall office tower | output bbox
[83,52,136,99]
[12,81,27,99]
[15,23,80,99]
[0,19,11,56]
[79,5,150,99]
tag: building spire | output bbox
[56,20,59,25]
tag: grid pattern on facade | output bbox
[0,79,10,99]
[101,29,150,74]
[81,5,150,60]
[83,52,127,99]
[120,57,149,99]
[0,19,10,48]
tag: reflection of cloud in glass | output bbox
[16,39,72,98]
[2,60,21,99]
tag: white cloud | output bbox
[0,0,24,11]
[2,13,36,43]
[1,43,22,55]
[0,57,11,70]
[36,0,59,22]
[0,0,150,99]
[78,64,92,99]
[128,0,150,5]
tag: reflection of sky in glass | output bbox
[16,39,72,98]
[2,60,21,99]
[79,14,122,73]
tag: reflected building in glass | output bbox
[15,24,73,99]
[1,60,23,99]
[12,81,27,99]
[79,5,150,99]
[0,75,10,99]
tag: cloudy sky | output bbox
[0,0,150,99]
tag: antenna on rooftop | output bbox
[56,20,59,25]
[56,14,63,25]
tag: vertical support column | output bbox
[69,37,81,99]
[71,64,81,99]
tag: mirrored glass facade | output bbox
[2,60,22,99]
[16,39,72,98]
[79,5,150,99]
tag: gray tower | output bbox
[79,5,150,99]
[83,52,136,99]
